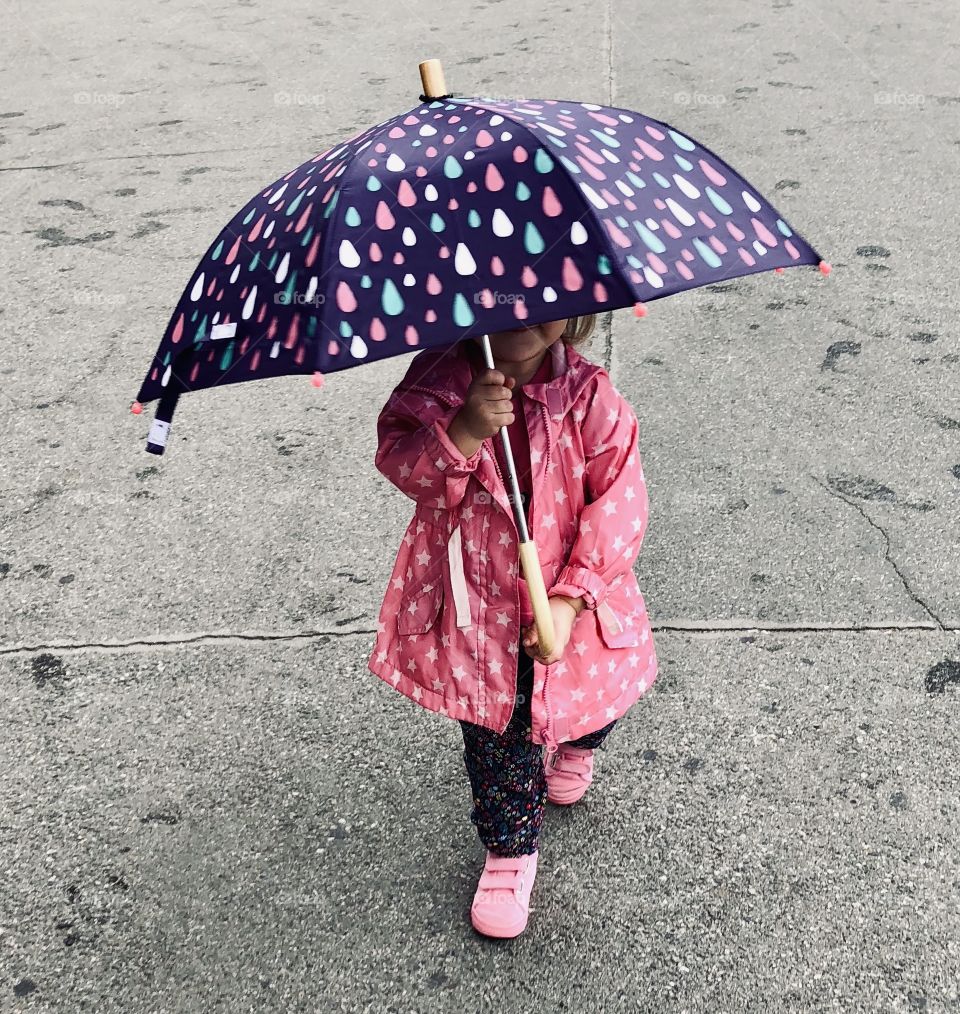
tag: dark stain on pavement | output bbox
[828,474,895,501]
[180,166,211,184]
[32,653,67,688]
[821,340,860,371]
[856,245,890,258]
[908,331,937,343]
[141,810,180,825]
[31,227,115,248]
[924,658,960,694]
[13,979,37,998]
[131,219,168,240]
[39,198,87,211]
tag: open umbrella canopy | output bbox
[132,82,826,455]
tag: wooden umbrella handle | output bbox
[518,540,556,659]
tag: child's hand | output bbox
[453,369,517,442]
[521,596,581,665]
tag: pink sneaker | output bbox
[545,745,595,805]
[470,850,538,938]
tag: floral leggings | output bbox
[459,638,617,857]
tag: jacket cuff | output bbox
[548,566,608,611]
[428,409,484,474]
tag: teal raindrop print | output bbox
[559,156,581,175]
[443,155,463,179]
[633,220,666,254]
[776,218,793,237]
[366,175,381,191]
[382,278,404,316]
[598,254,612,275]
[453,292,475,327]
[339,320,352,338]
[248,251,260,272]
[242,208,256,225]
[360,274,372,288]
[285,190,305,216]
[674,154,694,171]
[524,221,545,255]
[468,209,481,228]
[705,187,733,215]
[590,129,619,148]
[323,190,340,219]
[626,171,646,190]
[429,212,445,232]
[653,172,671,189]
[615,215,628,228]
[344,206,361,227]
[219,341,234,372]
[693,237,723,268]
[211,240,224,260]
[534,149,554,174]
[515,181,531,201]
[195,315,208,342]
[668,129,696,151]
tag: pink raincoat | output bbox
[368,337,658,753]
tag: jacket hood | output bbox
[400,337,605,418]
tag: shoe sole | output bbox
[471,913,529,938]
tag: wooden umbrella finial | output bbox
[419,59,448,99]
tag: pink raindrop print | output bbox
[562,257,583,291]
[336,281,357,312]
[485,163,505,192]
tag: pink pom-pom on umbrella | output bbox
[819,260,832,275]
[130,400,143,415]
[633,301,648,318]
[311,371,325,388]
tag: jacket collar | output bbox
[405,337,603,418]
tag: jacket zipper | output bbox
[410,379,559,754]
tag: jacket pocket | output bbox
[397,576,444,635]
[593,578,646,649]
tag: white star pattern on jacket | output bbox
[368,338,658,745]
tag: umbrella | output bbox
[131,58,829,655]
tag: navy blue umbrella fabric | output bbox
[133,95,825,454]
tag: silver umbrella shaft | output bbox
[479,333,531,544]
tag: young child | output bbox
[368,315,658,938]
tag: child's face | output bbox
[485,320,567,363]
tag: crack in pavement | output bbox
[1,618,955,659]
[814,475,947,631]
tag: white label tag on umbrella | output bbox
[147,419,171,448]
[210,322,237,341]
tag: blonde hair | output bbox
[561,315,598,347]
